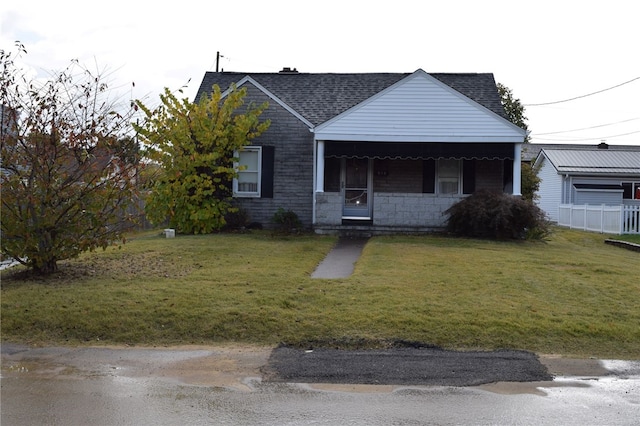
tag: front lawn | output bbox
[1,228,638,359]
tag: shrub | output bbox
[272,208,302,234]
[223,207,250,231]
[444,190,550,240]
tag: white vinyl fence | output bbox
[558,204,640,234]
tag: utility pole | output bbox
[216,51,220,72]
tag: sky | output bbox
[1,0,638,145]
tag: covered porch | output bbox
[309,70,527,234]
[313,141,522,234]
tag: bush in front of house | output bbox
[223,207,250,231]
[444,190,550,240]
[272,208,302,234]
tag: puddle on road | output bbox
[1,345,273,391]
[2,360,85,379]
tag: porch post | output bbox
[316,140,325,192]
[512,143,522,196]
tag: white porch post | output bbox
[513,143,522,196]
[316,140,325,192]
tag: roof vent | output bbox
[279,67,299,74]
[598,141,609,149]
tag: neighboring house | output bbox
[195,68,526,234]
[533,147,640,223]
[522,142,640,163]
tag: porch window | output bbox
[438,159,460,194]
[234,146,261,197]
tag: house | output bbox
[533,147,640,232]
[194,69,527,234]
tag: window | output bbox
[438,159,460,194]
[622,182,640,200]
[234,147,261,197]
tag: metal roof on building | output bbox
[536,148,640,175]
[522,143,640,162]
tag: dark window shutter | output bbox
[422,159,435,193]
[261,146,275,198]
[463,160,476,194]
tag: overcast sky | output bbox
[2,0,638,145]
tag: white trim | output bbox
[316,141,325,192]
[312,134,525,143]
[513,143,522,196]
[224,76,315,129]
[233,146,262,198]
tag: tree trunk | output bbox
[33,258,58,275]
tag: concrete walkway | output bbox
[311,237,369,279]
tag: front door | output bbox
[342,158,372,219]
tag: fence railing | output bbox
[558,203,640,234]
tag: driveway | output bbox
[2,343,639,425]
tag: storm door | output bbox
[342,158,372,218]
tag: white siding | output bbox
[314,71,525,143]
[536,156,563,222]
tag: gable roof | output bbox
[314,70,525,142]
[194,70,509,127]
[535,148,640,175]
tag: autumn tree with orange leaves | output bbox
[1,44,141,274]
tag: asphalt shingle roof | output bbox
[194,71,508,127]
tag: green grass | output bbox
[2,228,639,359]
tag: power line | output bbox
[531,129,640,142]
[532,117,640,136]
[524,76,640,106]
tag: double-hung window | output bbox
[438,159,460,194]
[234,146,261,197]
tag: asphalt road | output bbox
[264,345,553,386]
[2,343,639,425]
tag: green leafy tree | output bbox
[497,82,540,201]
[497,82,529,142]
[1,44,141,274]
[134,85,270,234]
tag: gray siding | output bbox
[234,84,314,228]
[574,190,623,205]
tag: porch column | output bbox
[316,140,325,192]
[513,143,522,196]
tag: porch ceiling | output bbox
[324,141,515,160]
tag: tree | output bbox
[497,82,540,201]
[497,82,529,142]
[134,84,270,234]
[1,44,141,275]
